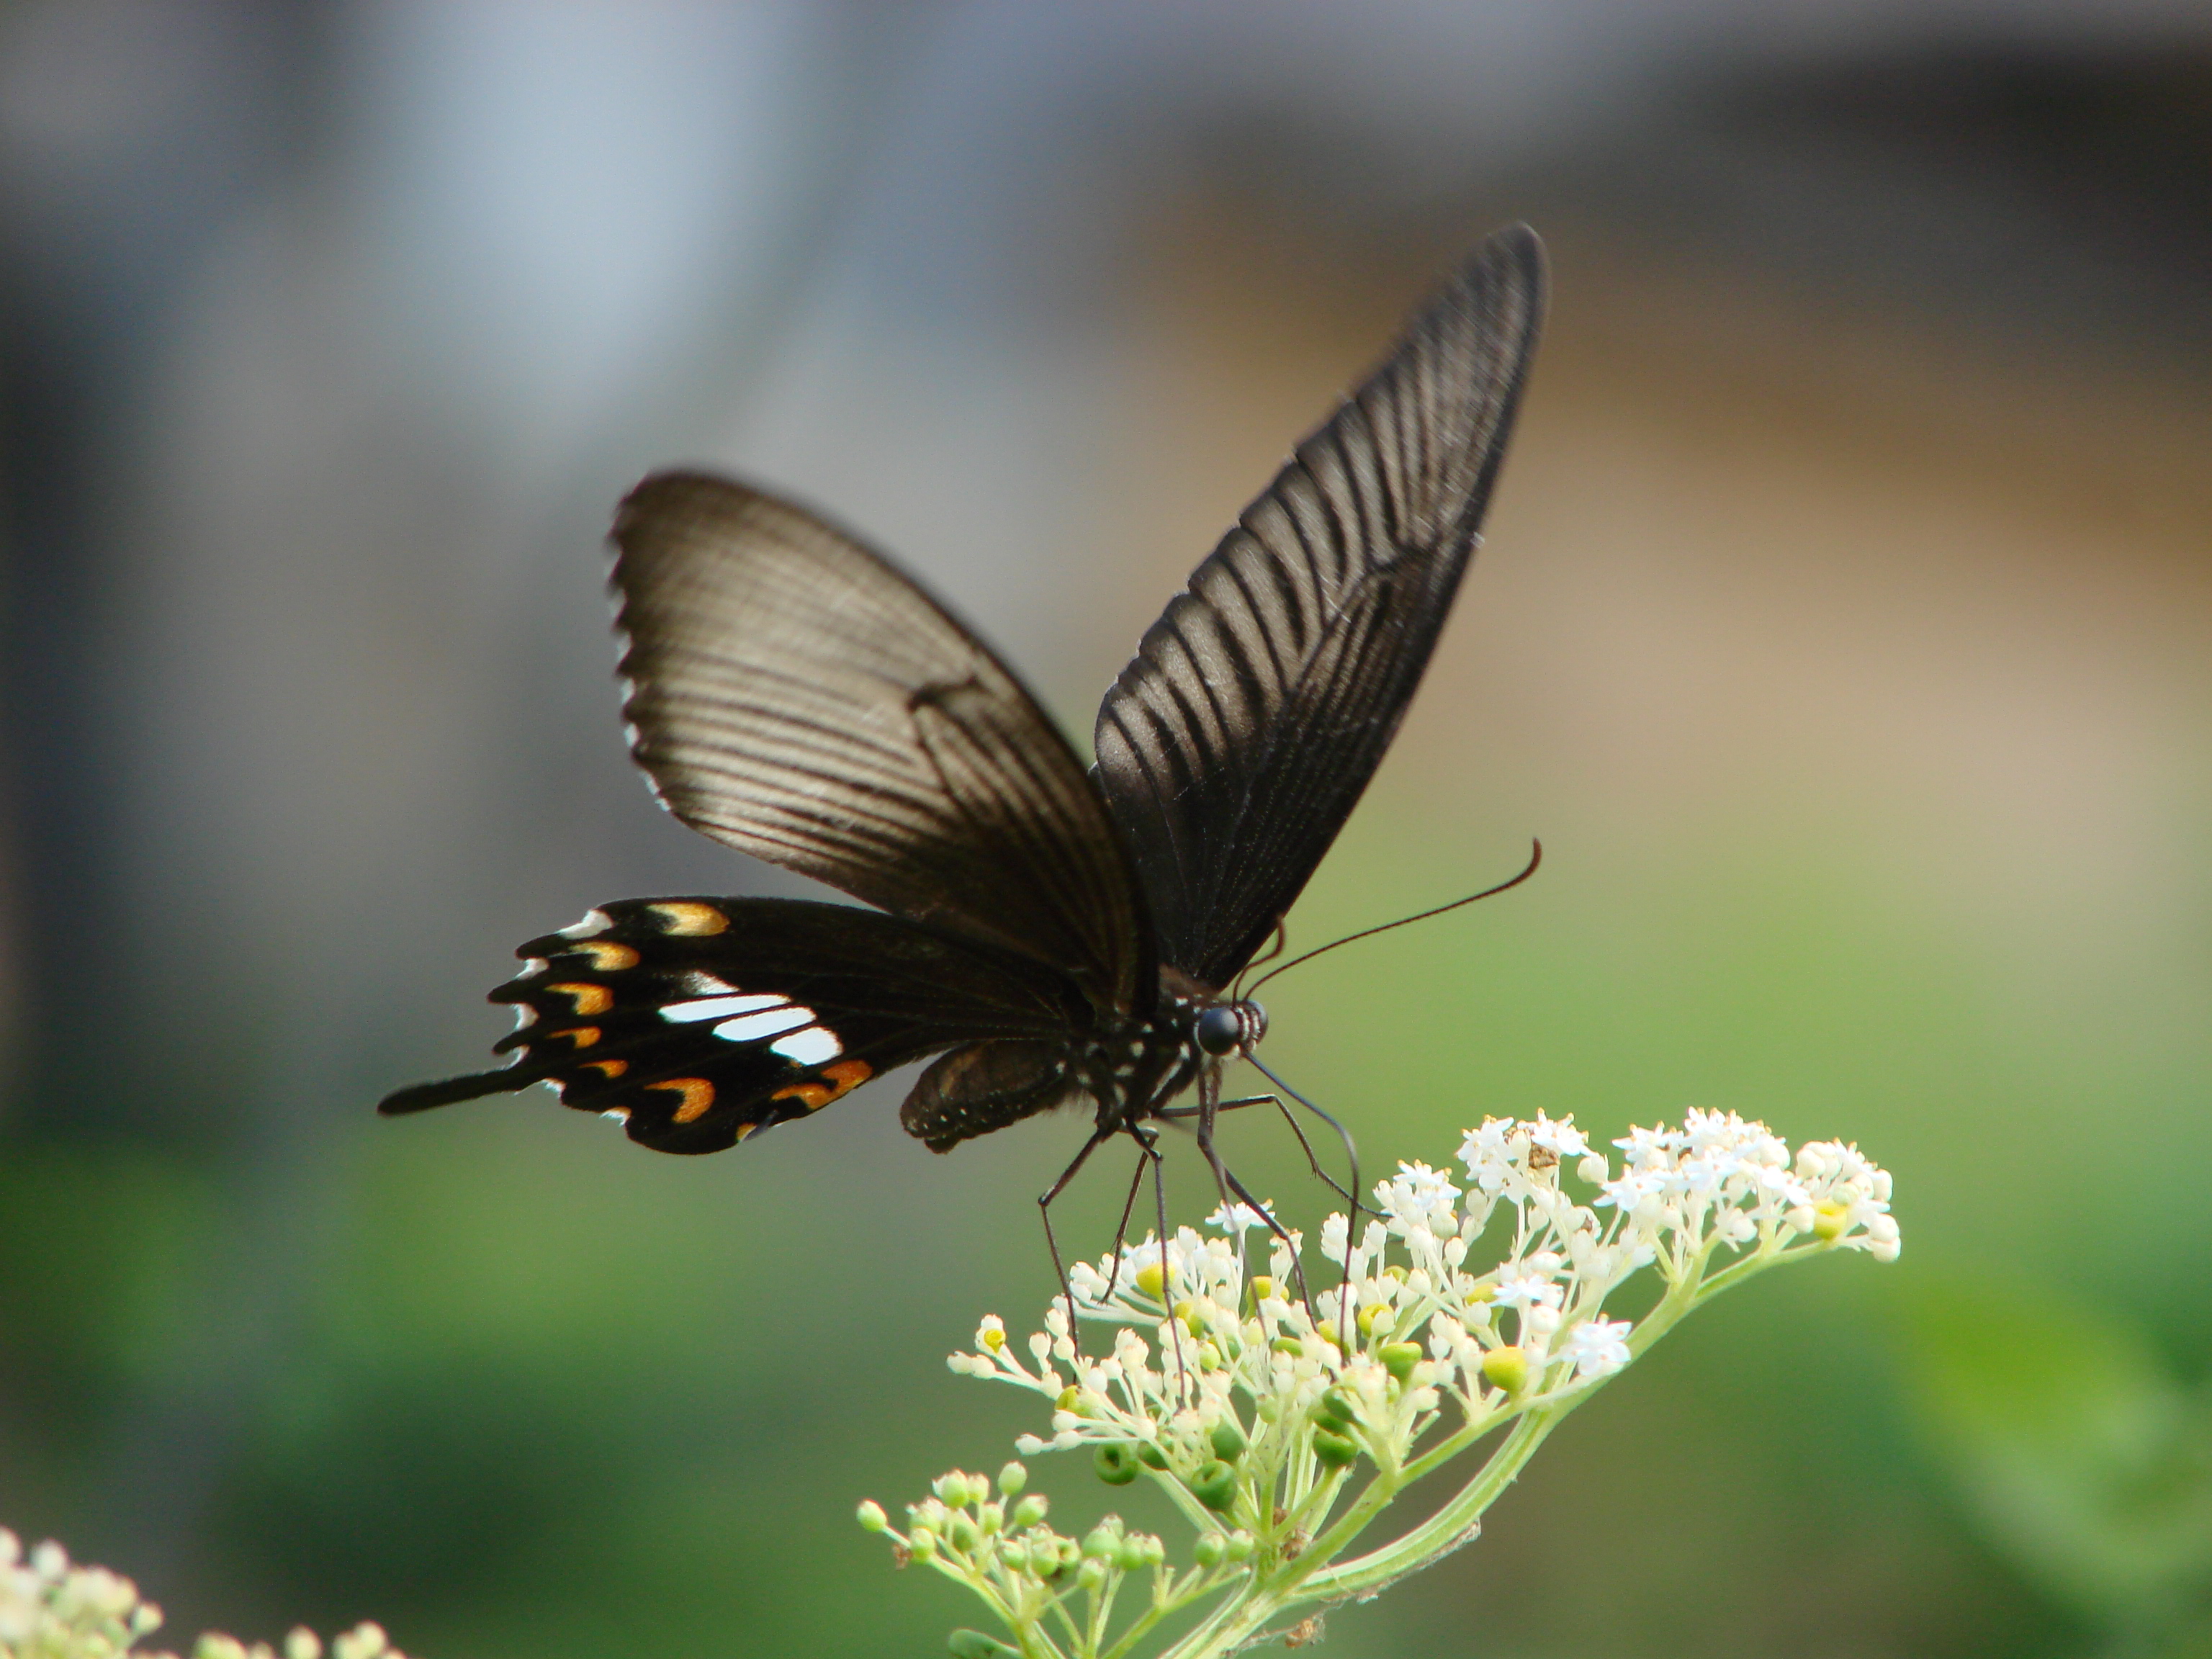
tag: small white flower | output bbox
[1488,1272,1563,1310]
[1529,1112,1591,1160]
[1375,1161,1461,1235]
[1557,1318,1632,1379]
[1206,1200,1274,1233]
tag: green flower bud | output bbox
[948,1630,1017,1659]
[1256,1395,1281,1423]
[1813,1200,1849,1242]
[1134,1262,1166,1298]
[1225,1531,1256,1564]
[1380,1342,1424,1383]
[1058,1539,1083,1571]
[1192,1533,1226,1568]
[979,1502,1004,1535]
[1199,1341,1222,1372]
[1094,1444,1141,1485]
[1249,1275,1274,1304]
[1143,1534,1166,1567]
[856,1501,889,1532]
[998,1542,1028,1576]
[1481,1344,1529,1395]
[1012,1495,1048,1529]
[1115,1536,1148,1573]
[1209,1419,1247,1461]
[1312,1428,1360,1470]
[1082,1526,1120,1560]
[1189,1459,1238,1513]
[932,1471,971,1506]
[1056,1385,1082,1413]
[1135,1441,1169,1471]
[997,1461,1027,1497]
[1270,1336,1305,1357]
[1313,1386,1358,1430]
[909,1529,939,1563]
[949,1516,980,1552]
[1078,1558,1109,1592]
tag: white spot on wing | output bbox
[712,1006,814,1043]
[601,1107,631,1123]
[512,957,549,979]
[662,994,788,1024]
[770,1026,843,1065]
[558,909,612,938]
[679,972,739,995]
[511,1004,537,1030]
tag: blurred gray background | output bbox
[2,3,2209,1655]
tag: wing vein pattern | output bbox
[1094,224,1546,988]
[613,473,1149,1012]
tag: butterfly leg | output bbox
[1242,1056,1363,1349]
[1186,1071,1320,1321]
[1131,1121,1191,1398]
[1158,1093,1357,1208]
[1097,1137,1157,1306]
[1038,1127,1114,1357]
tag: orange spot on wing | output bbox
[573,941,641,971]
[547,982,613,1015]
[586,1059,628,1077]
[647,1076,715,1123]
[549,1026,601,1048]
[648,902,728,936]
[772,1057,874,1113]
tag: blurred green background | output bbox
[1,5,2208,1656]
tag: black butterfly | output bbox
[380,224,1545,1202]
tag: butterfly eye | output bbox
[1195,1006,1244,1057]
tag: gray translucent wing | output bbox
[613,472,1149,1014]
[1093,224,1546,989]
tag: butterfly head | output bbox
[1194,999,1267,1058]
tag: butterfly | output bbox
[379,223,1545,1205]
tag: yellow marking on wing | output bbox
[547,982,613,1015]
[585,1058,627,1078]
[549,1026,601,1048]
[647,1076,716,1123]
[649,902,728,936]
[772,1057,874,1112]
[573,941,641,971]
[734,1120,761,1143]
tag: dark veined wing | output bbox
[613,472,1150,1015]
[1094,225,1546,989]
[377,897,1093,1154]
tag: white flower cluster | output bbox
[0,1530,405,1659]
[946,1112,1897,1518]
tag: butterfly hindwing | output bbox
[1093,224,1547,987]
[377,897,1094,1154]
[611,473,1151,1016]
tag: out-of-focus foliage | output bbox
[1903,1274,2212,1647]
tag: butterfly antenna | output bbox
[1246,840,1542,998]
[1242,1053,1362,1350]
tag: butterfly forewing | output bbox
[377,898,1094,1154]
[1094,225,1547,987]
[613,474,1151,1015]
